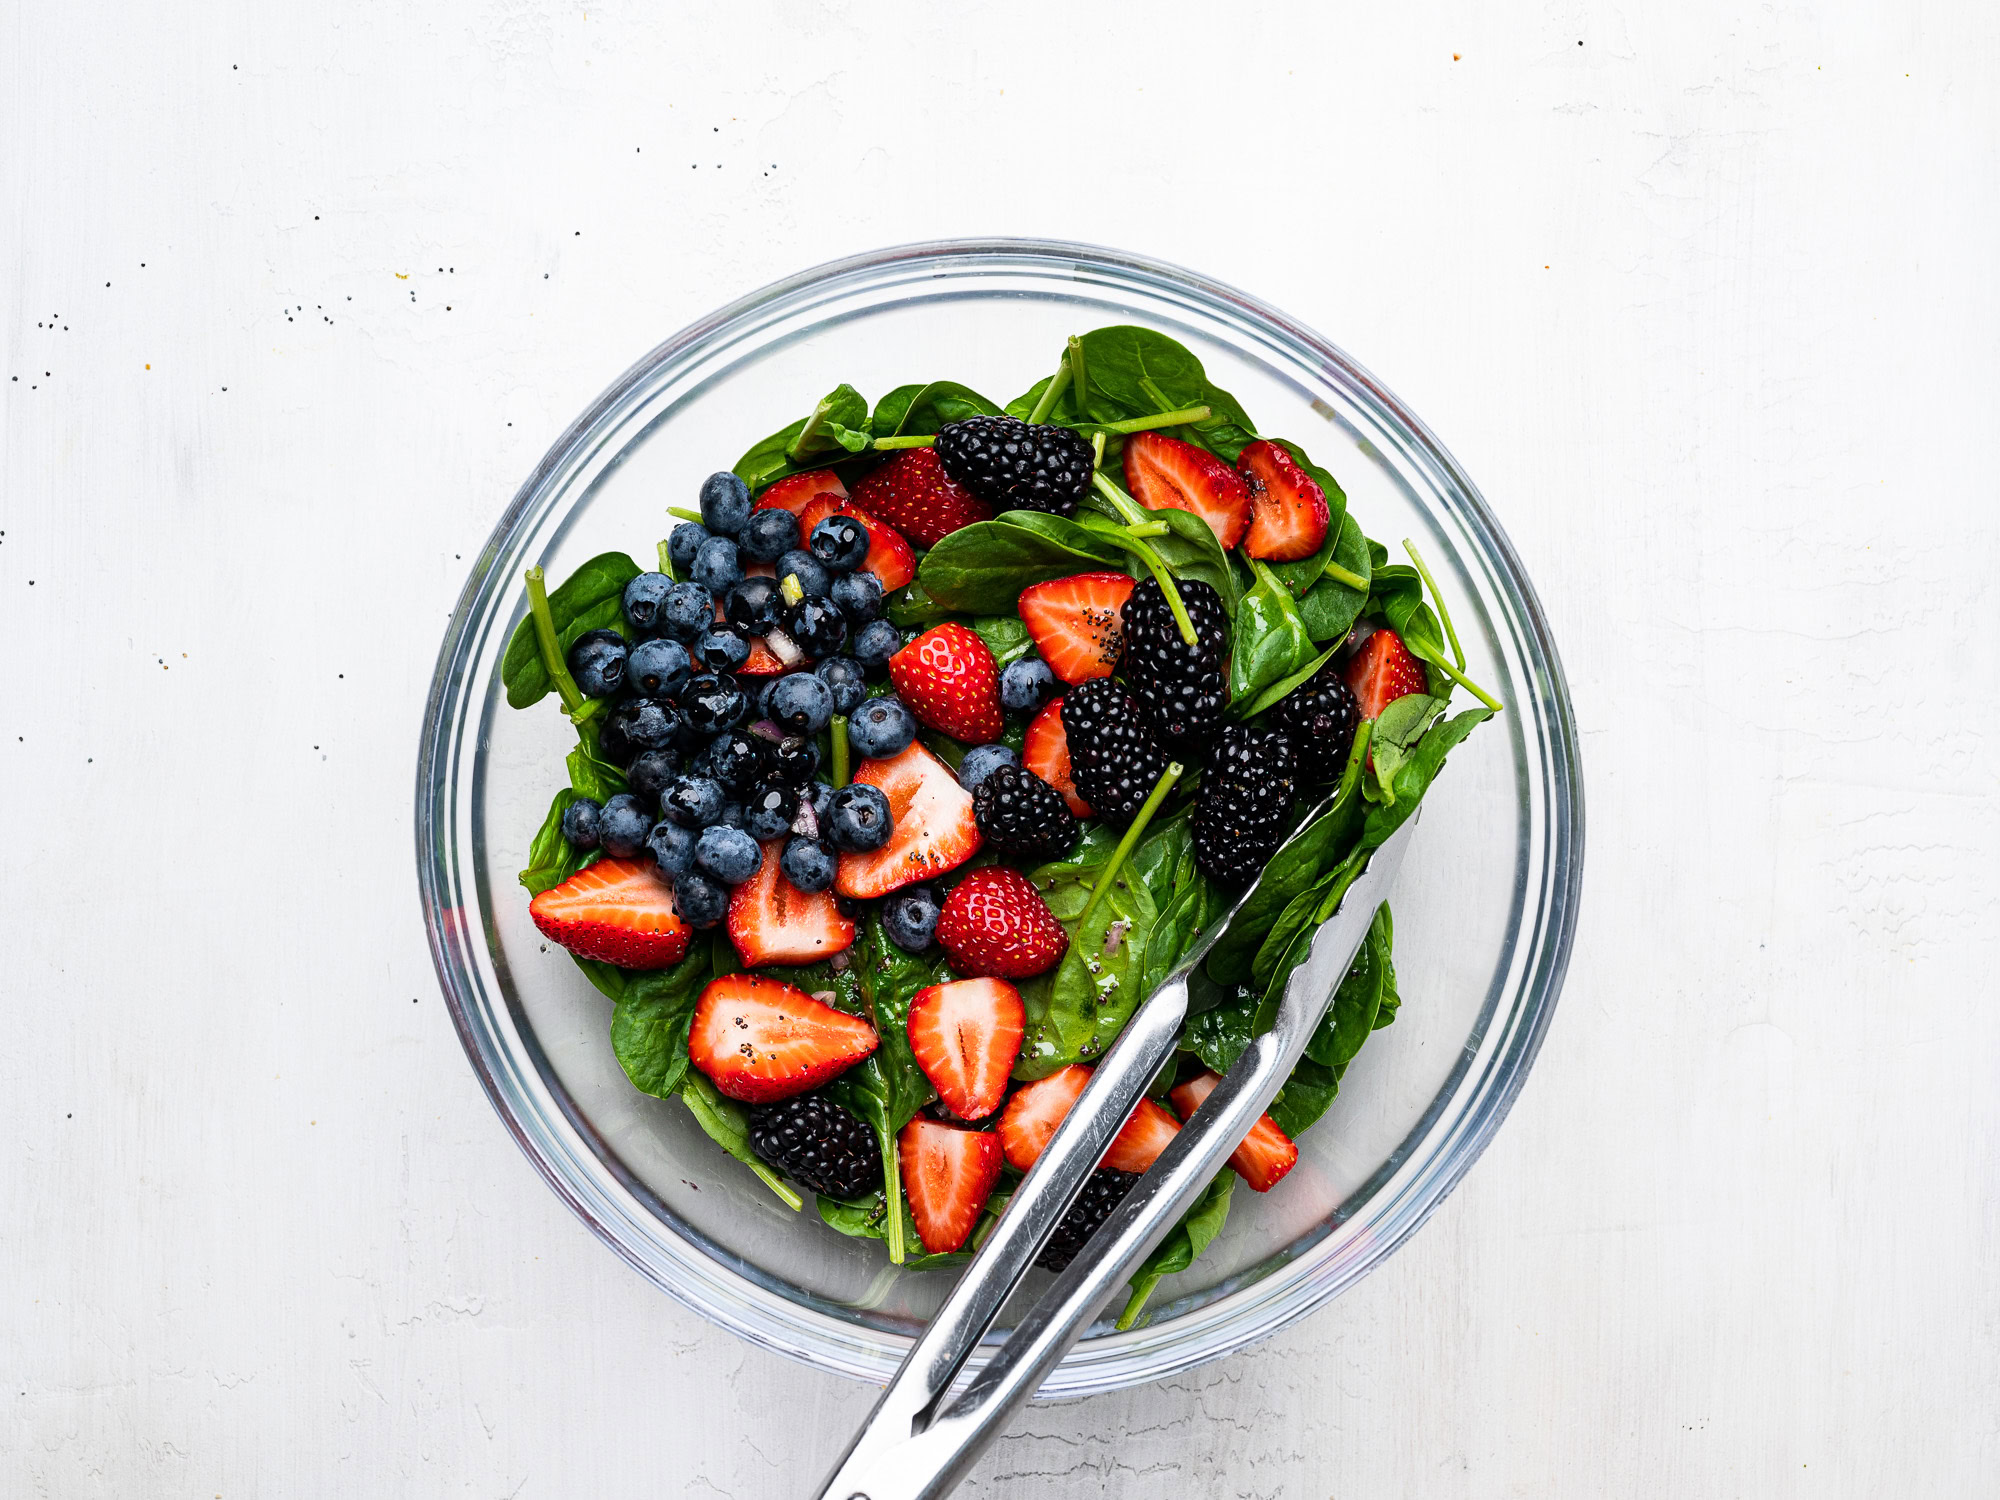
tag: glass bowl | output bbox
[415,239,1583,1396]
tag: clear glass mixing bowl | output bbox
[415,239,1584,1396]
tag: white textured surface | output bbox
[5,1,1995,1494]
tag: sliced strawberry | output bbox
[907,977,1024,1121]
[528,858,692,969]
[1236,440,1330,562]
[738,635,789,675]
[850,447,993,548]
[997,1065,1092,1171]
[839,502,916,592]
[1017,572,1134,684]
[686,974,877,1103]
[888,623,1004,744]
[1101,1097,1181,1174]
[899,1117,1004,1254]
[936,867,1068,980]
[1344,627,1429,719]
[835,741,982,899]
[727,840,856,967]
[1122,431,1252,550]
[796,490,847,546]
[1170,1071,1298,1192]
[1023,698,1090,818]
[754,468,847,522]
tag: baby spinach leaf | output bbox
[1128,811,1192,907]
[574,959,627,1003]
[1266,1056,1341,1140]
[734,384,873,491]
[875,380,1002,437]
[1373,906,1402,1030]
[609,949,712,1099]
[1181,986,1259,1075]
[1261,441,1350,601]
[1228,560,1315,709]
[1204,802,1349,986]
[1117,1170,1234,1329]
[520,787,603,894]
[681,1070,803,1211]
[1361,706,1494,847]
[1250,868,1342,993]
[1367,693,1448,799]
[1303,903,1391,1071]
[566,717,629,802]
[917,514,1124,614]
[1235,640,1340,724]
[883,578,954,630]
[1014,863,1158,1081]
[970,614,1034,668]
[1074,327,1259,460]
[1295,513,1373,642]
[1132,507,1241,614]
[501,552,643,708]
[855,918,951,1130]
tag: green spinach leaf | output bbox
[1014,860,1159,1081]
[970,614,1034,668]
[1361,706,1494,847]
[1266,1056,1341,1140]
[874,380,1002,437]
[1228,560,1315,709]
[1117,1171,1234,1329]
[917,514,1125,614]
[1295,512,1373,642]
[610,949,711,1099]
[501,552,642,708]
[882,578,953,631]
[1181,986,1259,1075]
[1073,327,1259,460]
[1204,802,1350,986]
[681,1070,803,1211]
[734,384,873,491]
[1367,693,1448,799]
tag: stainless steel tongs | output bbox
[810,807,1422,1500]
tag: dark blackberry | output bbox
[748,1092,880,1201]
[1037,1169,1139,1272]
[1268,656,1361,785]
[1191,724,1298,888]
[972,764,1079,860]
[1120,577,1228,759]
[934,414,1095,516]
[1061,678,1173,825]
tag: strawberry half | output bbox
[686,973,877,1103]
[899,1117,1004,1255]
[1344,627,1429,719]
[1122,431,1252,550]
[1236,440,1330,563]
[1022,698,1090,818]
[1017,572,1134,684]
[997,1065,1092,1171]
[838,502,917,592]
[528,858,692,968]
[888,623,1004,744]
[936,867,1068,980]
[835,741,982,899]
[728,839,856,967]
[1100,1097,1181,1174]
[1170,1071,1297,1192]
[754,468,847,520]
[850,447,993,548]
[907,977,1025,1121]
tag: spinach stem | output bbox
[1117,1277,1160,1330]
[1089,473,1149,525]
[1076,762,1183,933]
[1334,719,1374,811]
[657,538,673,575]
[569,696,607,729]
[668,506,704,524]
[1124,520,1170,537]
[1421,651,1504,713]
[1091,430,1106,469]
[1067,335,1088,415]
[785,394,833,464]
[1098,404,1212,436]
[1323,559,1369,591]
[1085,479,1199,646]
[746,1157,806,1213]
[524,566,586,716]
[830,715,850,788]
[872,434,935,451]
[1401,539,1464,669]
[1026,355,1072,424]
[883,1138,907,1264]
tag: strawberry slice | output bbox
[1236,440,1331,562]
[936,867,1068,980]
[754,469,847,521]
[796,490,847,544]
[1023,698,1090,818]
[528,858,692,968]
[907,977,1024,1121]
[850,447,993,548]
[727,839,856,967]
[997,1065,1091,1171]
[898,1117,1004,1255]
[1344,627,1429,719]
[686,973,877,1102]
[1170,1071,1297,1191]
[1100,1098,1181,1174]
[888,623,1004,744]
[1017,572,1134,684]
[838,502,917,592]
[835,741,982,899]
[1122,431,1252,550]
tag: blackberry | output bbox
[934,414,1095,516]
[749,1092,880,1201]
[1191,724,1298,888]
[1061,678,1172,825]
[972,765,1079,860]
[1037,1169,1139,1272]
[1120,577,1228,759]
[1268,656,1361,785]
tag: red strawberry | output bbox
[888,623,1004,744]
[528,858,692,968]
[837,502,917,592]
[1122,431,1252,550]
[899,1117,1004,1254]
[717,563,796,676]
[907,978,1024,1121]
[850,447,993,548]
[1170,1071,1297,1192]
[936,867,1068,980]
[1017,572,1134,684]
[835,741,982,899]
[727,840,856,967]
[1023,698,1091,818]
[754,468,847,521]
[796,490,846,544]
[1236,440,1330,562]
[1100,1097,1181,1174]
[1344,627,1429,719]
[997,1065,1091,1171]
[686,974,877,1103]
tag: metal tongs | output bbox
[811,806,1422,1500]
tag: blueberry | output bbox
[693,730,767,797]
[715,800,745,829]
[775,550,830,599]
[1000,656,1058,716]
[598,793,654,857]
[626,637,692,700]
[699,471,753,537]
[957,742,1019,791]
[851,619,903,670]
[815,656,869,715]
[560,796,602,848]
[767,672,835,736]
[694,626,752,674]
[673,872,729,928]
[779,835,837,894]
[809,514,869,572]
[743,781,800,841]
[741,507,799,563]
[626,750,681,805]
[645,818,696,878]
[602,698,680,762]
[830,570,883,622]
[661,774,726,829]
[691,535,742,593]
[695,824,763,885]
[769,734,822,786]
[622,572,674,633]
[666,521,710,577]
[680,674,749,736]
[782,596,848,658]
[828,782,893,852]
[567,629,628,698]
[846,695,917,759]
[657,581,715,642]
[882,886,940,952]
[726,575,783,636]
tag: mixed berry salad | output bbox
[507,326,1498,1326]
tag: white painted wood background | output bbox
[5,1,1995,1494]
